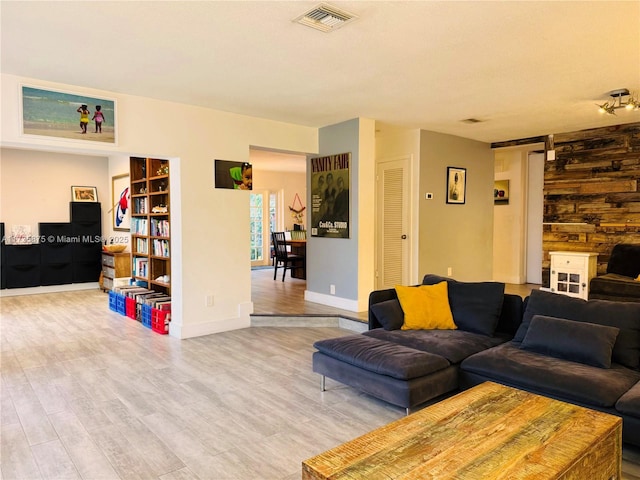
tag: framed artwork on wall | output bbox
[112,174,130,231]
[310,152,351,238]
[21,84,117,144]
[71,186,98,202]
[494,179,510,205]
[214,160,253,190]
[446,167,466,204]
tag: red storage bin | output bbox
[125,297,137,320]
[151,307,170,334]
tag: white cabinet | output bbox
[549,251,598,300]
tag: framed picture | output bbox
[494,179,510,205]
[71,186,98,202]
[446,167,466,204]
[21,85,117,144]
[310,152,351,238]
[214,160,252,190]
[112,174,130,231]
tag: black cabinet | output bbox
[1,203,103,289]
[5,244,40,288]
[70,202,101,222]
[39,222,74,286]
[70,202,102,283]
[1,223,5,289]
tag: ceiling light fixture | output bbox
[597,89,640,115]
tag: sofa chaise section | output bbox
[313,334,457,412]
[312,276,523,411]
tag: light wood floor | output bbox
[251,267,539,322]
[2,282,639,479]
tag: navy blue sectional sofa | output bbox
[312,274,640,446]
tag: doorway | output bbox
[526,152,544,284]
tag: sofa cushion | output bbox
[369,299,404,331]
[396,283,456,330]
[514,289,640,369]
[422,274,505,337]
[364,328,508,364]
[607,244,640,278]
[461,342,640,407]
[616,381,640,417]
[313,335,450,380]
[520,315,619,369]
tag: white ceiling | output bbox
[2,1,639,149]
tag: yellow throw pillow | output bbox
[395,282,457,330]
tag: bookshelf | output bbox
[130,157,171,295]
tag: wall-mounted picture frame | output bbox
[310,152,351,239]
[494,179,510,205]
[71,186,98,202]
[21,85,117,144]
[112,174,130,231]
[214,160,253,190]
[446,167,466,204]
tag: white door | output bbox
[376,157,411,289]
[526,152,544,284]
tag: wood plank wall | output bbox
[542,122,640,286]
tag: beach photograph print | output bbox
[22,85,116,144]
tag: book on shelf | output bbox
[131,218,148,236]
[136,237,148,254]
[152,238,170,257]
[134,197,148,214]
[132,257,149,278]
[150,219,170,237]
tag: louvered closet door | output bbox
[377,157,411,289]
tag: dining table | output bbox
[286,239,306,279]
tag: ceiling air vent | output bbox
[294,3,358,32]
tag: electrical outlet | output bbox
[426,192,434,200]
[330,284,336,295]
[447,267,452,277]
[205,295,214,307]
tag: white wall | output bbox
[252,170,306,231]
[1,73,318,338]
[0,148,110,241]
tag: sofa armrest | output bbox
[368,288,399,329]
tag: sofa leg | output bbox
[320,375,326,392]
[406,407,410,416]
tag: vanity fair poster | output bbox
[310,152,350,238]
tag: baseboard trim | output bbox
[250,314,368,332]
[170,316,251,339]
[0,283,100,297]
[303,290,359,312]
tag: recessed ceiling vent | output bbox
[294,3,358,32]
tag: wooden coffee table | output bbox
[302,382,621,479]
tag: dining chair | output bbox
[272,231,304,281]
